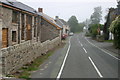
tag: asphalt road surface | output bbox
[31,33,119,79]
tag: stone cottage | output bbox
[0,0,62,77]
[38,9,62,43]
[55,16,70,37]
[103,8,117,40]
[103,1,120,40]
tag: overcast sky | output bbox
[17,0,118,23]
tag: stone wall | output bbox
[41,18,59,42]
[0,5,2,77]
[0,37,61,76]
[0,50,2,77]
[0,19,2,49]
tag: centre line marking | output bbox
[56,37,72,80]
[81,43,83,47]
[88,57,103,78]
[83,47,87,53]
[78,41,83,47]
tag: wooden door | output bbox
[2,28,8,48]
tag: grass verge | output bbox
[105,40,113,43]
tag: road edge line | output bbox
[56,37,72,80]
[85,37,119,60]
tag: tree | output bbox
[88,23,103,39]
[88,6,103,38]
[67,16,79,33]
[78,22,85,32]
[90,6,102,24]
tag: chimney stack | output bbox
[38,8,43,13]
[55,16,59,19]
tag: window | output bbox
[21,14,25,40]
[12,31,17,42]
[34,17,36,37]
[26,15,32,40]
[26,15,32,26]
[12,11,18,23]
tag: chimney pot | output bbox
[56,16,59,19]
[38,8,43,12]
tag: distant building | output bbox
[55,16,70,36]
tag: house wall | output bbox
[62,25,70,35]
[0,20,1,44]
[0,5,2,48]
[0,5,2,77]
[41,19,59,42]
[36,17,41,42]
[103,8,117,40]
[63,25,66,35]
[117,2,120,15]
[0,6,40,46]
[0,7,12,47]
[0,19,2,77]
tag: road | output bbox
[31,33,119,79]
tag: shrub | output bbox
[89,24,103,39]
[109,15,120,49]
[96,35,104,42]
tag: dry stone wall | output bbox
[0,37,61,76]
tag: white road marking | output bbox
[85,38,119,60]
[56,37,72,80]
[81,43,83,47]
[49,62,52,64]
[40,69,44,71]
[44,66,48,69]
[78,39,83,47]
[88,57,103,78]
[78,35,84,47]
[83,47,87,53]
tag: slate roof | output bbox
[0,0,37,14]
[55,18,64,28]
[59,19,68,25]
[0,0,62,29]
[38,12,62,29]
[55,18,69,29]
